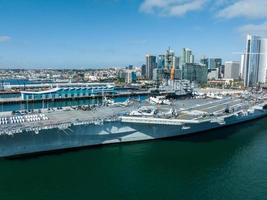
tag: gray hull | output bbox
[1,110,267,157]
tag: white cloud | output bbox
[0,35,11,43]
[140,0,206,17]
[238,21,267,37]
[217,0,267,19]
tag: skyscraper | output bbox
[157,55,165,69]
[173,56,180,69]
[240,54,245,80]
[182,48,194,65]
[141,64,146,78]
[164,49,175,70]
[243,34,267,87]
[146,55,157,80]
[200,56,209,68]
[224,61,240,80]
[209,58,222,69]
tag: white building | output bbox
[224,61,240,80]
[242,34,267,87]
[208,68,219,80]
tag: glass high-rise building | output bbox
[243,34,267,87]
[200,57,209,68]
[182,48,194,65]
[141,64,146,78]
[209,58,222,69]
[182,63,208,84]
[146,55,157,80]
[157,55,165,69]
[164,49,175,70]
[173,56,180,69]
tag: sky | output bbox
[0,0,267,68]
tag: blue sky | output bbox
[0,0,267,68]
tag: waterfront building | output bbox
[21,83,115,100]
[243,34,267,87]
[146,55,157,80]
[182,63,208,84]
[209,58,222,70]
[224,61,240,80]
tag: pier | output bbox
[0,91,150,105]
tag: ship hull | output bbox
[1,110,267,157]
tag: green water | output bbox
[1,118,267,200]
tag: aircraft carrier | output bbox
[0,91,267,157]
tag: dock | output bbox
[0,91,150,104]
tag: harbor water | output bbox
[0,116,267,199]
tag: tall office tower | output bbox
[224,61,240,80]
[146,55,157,80]
[162,48,175,80]
[200,56,209,68]
[189,54,194,63]
[240,54,245,80]
[182,48,194,64]
[141,64,146,78]
[243,34,267,87]
[157,55,165,69]
[164,48,175,70]
[173,56,182,79]
[219,65,225,78]
[173,56,180,69]
[209,58,222,69]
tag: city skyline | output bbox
[0,0,267,68]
